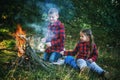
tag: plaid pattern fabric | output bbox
[45,20,65,53]
[64,41,98,62]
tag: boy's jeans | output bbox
[65,56,104,74]
[43,52,62,62]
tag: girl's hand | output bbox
[60,51,64,55]
[88,59,93,63]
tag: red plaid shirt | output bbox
[45,20,65,53]
[64,41,98,62]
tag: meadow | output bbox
[0,0,120,79]
[0,36,119,80]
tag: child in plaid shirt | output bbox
[42,8,65,63]
[60,29,110,79]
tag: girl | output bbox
[60,29,110,79]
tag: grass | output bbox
[0,31,119,80]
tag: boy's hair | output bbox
[48,8,59,15]
[80,29,95,54]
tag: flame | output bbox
[15,24,26,57]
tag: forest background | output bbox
[0,0,120,80]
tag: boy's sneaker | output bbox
[52,59,65,65]
[80,66,90,75]
[104,71,110,79]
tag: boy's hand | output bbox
[46,42,51,47]
[41,38,46,43]
[88,59,93,63]
[60,51,64,55]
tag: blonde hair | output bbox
[48,8,59,15]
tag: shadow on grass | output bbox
[97,49,120,80]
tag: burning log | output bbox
[8,24,54,74]
[15,24,26,57]
[17,24,54,68]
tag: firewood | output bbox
[6,25,55,78]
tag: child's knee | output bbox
[77,59,87,69]
[49,55,56,62]
[70,60,79,69]
[65,56,74,64]
[49,52,57,62]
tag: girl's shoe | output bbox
[80,66,90,75]
[101,71,110,80]
[104,71,110,79]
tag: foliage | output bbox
[0,0,120,47]
[0,0,120,79]
[70,0,120,47]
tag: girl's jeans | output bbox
[65,56,104,74]
[43,52,62,62]
[64,56,79,69]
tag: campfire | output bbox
[15,24,26,57]
[15,24,45,56]
[6,24,54,78]
[14,24,53,69]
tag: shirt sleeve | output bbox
[64,43,79,56]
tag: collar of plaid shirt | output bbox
[49,20,60,26]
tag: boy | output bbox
[42,8,65,63]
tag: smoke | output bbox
[15,0,75,38]
[14,0,75,52]
[36,1,60,22]
[42,0,75,21]
[24,1,60,39]
[27,22,48,38]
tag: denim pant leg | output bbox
[43,52,51,61]
[65,56,79,69]
[70,60,79,69]
[49,52,62,62]
[87,61,104,74]
[65,56,74,64]
[77,59,87,69]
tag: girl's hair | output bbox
[80,29,95,53]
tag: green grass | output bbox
[0,35,119,80]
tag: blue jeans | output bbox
[65,56,104,75]
[64,56,79,69]
[77,59,104,74]
[43,52,62,62]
